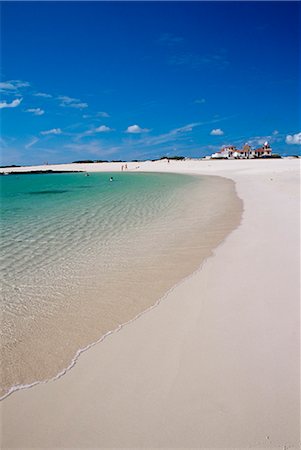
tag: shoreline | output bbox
[1,172,242,400]
[1,159,300,449]
[0,215,237,403]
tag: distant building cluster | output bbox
[211,142,272,159]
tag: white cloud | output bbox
[58,95,77,104]
[74,124,114,140]
[0,80,30,95]
[95,125,113,132]
[25,138,39,149]
[285,132,301,145]
[83,112,110,119]
[12,80,30,88]
[34,92,52,98]
[64,141,119,157]
[70,102,88,109]
[26,108,45,116]
[125,124,150,134]
[97,111,110,118]
[0,82,16,91]
[0,98,23,109]
[0,80,30,92]
[41,128,62,136]
[210,128,224,136]
[194,98,206,104]
[175,123,197,133]
[157,33,184,44]
[58,95,88,109]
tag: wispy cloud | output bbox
[83,111,110,119]
[0,137,8,148]
[285,132,301,145]
[95,125,113,132]
[26,108,45,116]
[231,131,283,149]
[41,128,62,136]
[137,122,201,146]
[75,124,114,140]
[33,92,52,98]
[25,137,39,149]
[0,80,30,93]
[0,98,23,109]
[64,141,120,157]
[157,33,184,45]
[11,80,30,88]
[0,82,16,91]
[168,50,229,70]
[194,98,206,104]
[125,124,150,134]
[97,111,110,118]
[210,128,224,136]
[135,116,233,149]
[69,102,88,109]
[168,53,203,69]
[58,95,88,109]
[58,95,77,104]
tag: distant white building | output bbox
[211,145,237,159]
[211,142,272,159]
[250,142,272,158]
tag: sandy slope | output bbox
[1,159,300,449]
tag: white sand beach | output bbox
[0,158,300,449]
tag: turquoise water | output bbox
[1,172,195,286]
[0,171,241,398]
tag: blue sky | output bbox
[0,1,300,165]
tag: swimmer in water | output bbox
[110,176,114,182]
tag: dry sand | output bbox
[0,158,300,449]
